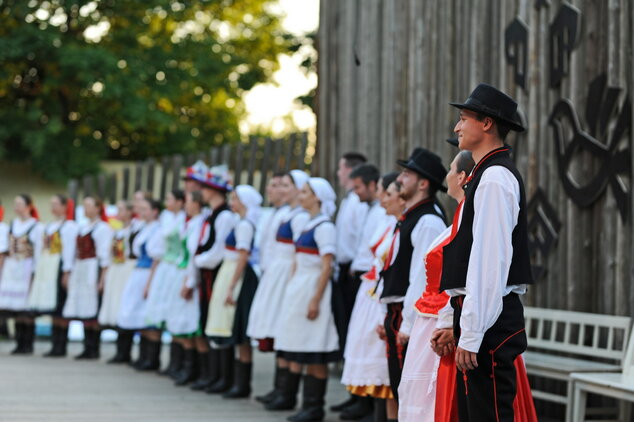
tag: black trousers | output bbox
[451,293,527,422]
[333,263,363,350]
[384,302,407,402]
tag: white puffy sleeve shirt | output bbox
[184,214,205,289]
[0,222,8,254]
[92,221,114,268]
[194,209,238,270]
[224,218,255,261]
[315,220,337,257]
[335,192,368,264]
[51,220,79,272]
[351,201,387,273]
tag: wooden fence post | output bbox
[247,137,258,186]
[146,158,155,196]
[171,154,183,192]
[160,156,170,201]
[122,167,131,199]
[234,143,244,186]
[259,138,273,195]
[134,161,143,193]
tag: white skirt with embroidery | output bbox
[341,279,390,387]
[274,265,339,353]
[165,268,200,335]
[398,315,441,422]
[144,260,181,327]
[98,259,136,326]
[0,257,33,312]
[116,267,151,329]
[246,255,294,339]
[62,258,99,319]
[27,251,61,313]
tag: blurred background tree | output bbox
[0,0,298,181]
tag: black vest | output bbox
[196,203,230,257]
[439,147,533,291]
[380,198,445,300]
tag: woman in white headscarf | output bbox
[205,184,262,399]
[247,170,311,406]
[268,177,339,422]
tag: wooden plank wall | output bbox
[67,134,312,206]
[317,0,634,318]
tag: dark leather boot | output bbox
[372,399,387,422]
[256,365,286,404]
[108,329,134,363]
[10,321,25,355]
[287,375,327,422]
[340,396,373,420]
[160,342,183,376]
[131,336,148,369]
[56,325,69,357]
[137,339,161,371]
[174,349,198,385]
[266,370,301,411]
[205,347,235,394]
[223,361,252,399]
[330,394,357,412]
[21,322,35,354]
[191,349,220,391]
[43,325,60,357]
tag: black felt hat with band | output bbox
[450,83,525,132]
[397,148,448,192]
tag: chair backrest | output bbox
[525,307,632,363]
[621,325,634,378]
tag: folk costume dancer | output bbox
[337,163,386,420]
[248,170,310,407]
[166,191,205,385]
[436,84,533,422]
[143,190,186,376]
[63,195,113,359]
[0,194,43,355]
[398,149,474,422]
[256,171,288,276]
[340,172,399,422]
[162,161,208,379]
[274,178,340,422]
[28,195,78,357]
[205,184,262,399]
[380,148,447,412]
[192,165,236,393]
[100,200,138,364]
[117,198,164,370]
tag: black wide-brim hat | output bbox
[397,147,448,192]
[450,83,525,132]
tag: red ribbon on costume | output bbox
[66,199,75,221]
[0,205,4,222]
[99,205,108,222]
[30,205,40,220]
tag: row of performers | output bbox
[0,83,539,422]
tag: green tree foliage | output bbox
[0,0,294,181]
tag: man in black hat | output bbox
[379,148,447,410]
[434,83,533,422]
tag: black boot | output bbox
[108,329,134,363]
[206,347,235,394]
[340,396,373,420]
[174,349,198,385]
[43,325,59,357]
[160,342,183,376]
[10,321,25,355]
[77,328,100,360]
[372,399,387,422]
[257,365,286,404]
[287,375,327,422]
[137,339,161,371]
[21,322,35,354]
[131,336,148,369]
[330,394,357,412]
[223,361,252,399]
[191,349,219,391]
[266,370,301,411]
[75,327,93,359]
